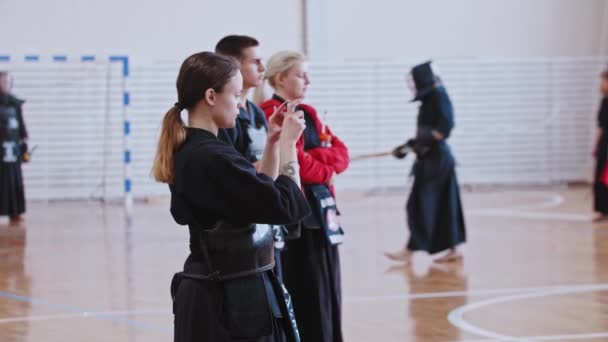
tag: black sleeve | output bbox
[599,97,608,129]
[436,92,454,138]
[17,104,28,140]
[417,126,436,146]
[183,148,310,226]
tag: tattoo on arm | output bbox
[280,161,299,182]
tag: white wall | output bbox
[2,0,606,62]
[2,0,607,198]
[314,0,608,61]
[0,0,303,63]
[6,56,602,200]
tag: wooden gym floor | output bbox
[0,186,607,341]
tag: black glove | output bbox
[392,140,414,159]
[400,138,432,158]
[391,145,407,159]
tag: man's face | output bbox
[240,46,265,89]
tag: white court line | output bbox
[0,313,81,323]
[455,331,608,342]
[0,309,169,324]
[467,192,594,222]
[447,284,608,341]
[499,192,564,211]
[446,191,602,341]
[4,284,603,324]
[468,209,592,222]
[516,332,608,341]
[345,282,606,303]
[0,192,590,335]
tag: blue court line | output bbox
[0,290,171,334]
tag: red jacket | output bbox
[260,98,350,187]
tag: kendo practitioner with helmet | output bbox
[385,61,466,264]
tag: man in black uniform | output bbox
[215,35,269,164]
[0,71,28,226]
[215,35,289,278]
[386,61,466,264]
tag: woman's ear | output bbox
[275,72,286,89]
[204,88,216,105]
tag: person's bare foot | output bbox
[434,249,463,263]
[9,215,24,227]
[384,263,409,274]
[592,214,608,223]
[384,248,413,264]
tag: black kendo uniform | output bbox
[219,100,268,162]
[393,61,466,255]
[170,128,310,342]
[594,97,608,215]
[0,93,27,218]
[218,100,289,279]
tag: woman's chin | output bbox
[220,119,237,129]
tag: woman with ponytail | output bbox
[152,52,310,342]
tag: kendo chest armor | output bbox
[237,102,268,162]
[191,221,275,281]
[247,124,267,161]
[298,109,344,245]
[0,105,21,163]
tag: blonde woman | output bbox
[260,51,349,342]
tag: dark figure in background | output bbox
[0,71,28,226]
[386,61,466,264]
[593,69,608,222]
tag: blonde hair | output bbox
[152,106,187,184]
[264,51,306,89]
[251,51,306,104]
